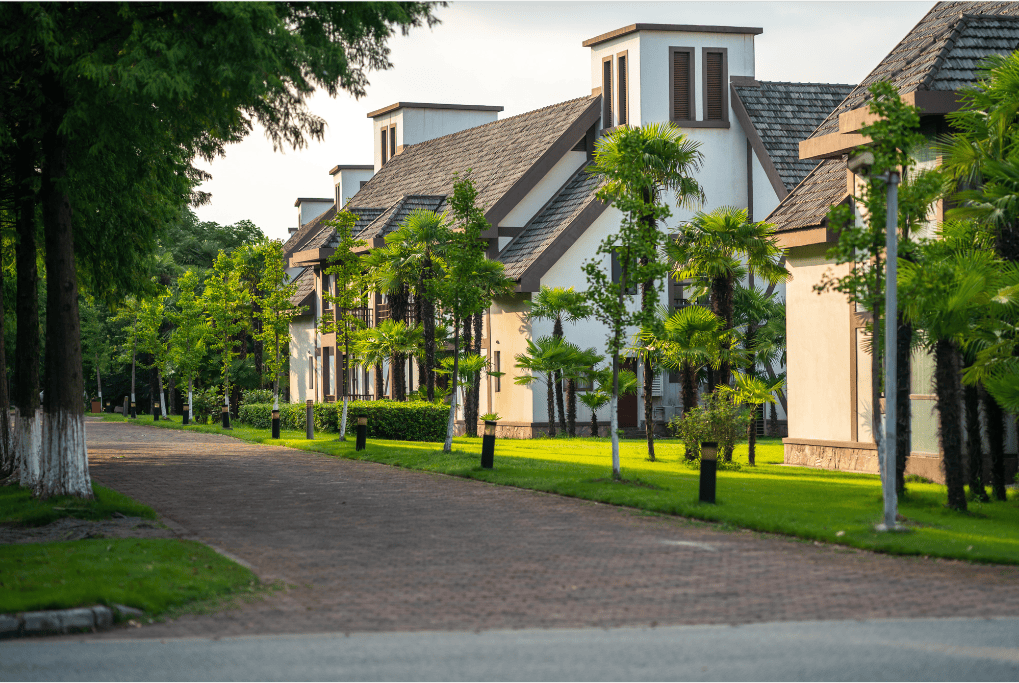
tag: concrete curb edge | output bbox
[0,603,143,638]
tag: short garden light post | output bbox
[272,409,280,439]
[222,401,231,429]
[355,416,367,451]
[152,400,160,422]
[305,399,314,440]
[699,441,717,504]
[182,404,190,425]
[129,398,136,419]
[481,420,497,469]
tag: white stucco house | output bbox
[281,21,853,437]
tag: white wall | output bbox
[372,107,500,172]
[335,169,375,207]
[298,201,332,228]
[499,151,588,229]
[289,316,318,403]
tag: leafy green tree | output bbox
[578,367,638,438]
[814,81,936,496]
[589,122,704,462]
[322,211,368,436]
[137,290,170,418]
[169,270,208,420]
[721,372,785,466]
[80,297,116,411]
[204,251,249,420]
[528,286,592,437]
[434,173,507,452]
[112,297,145,420]
[461,259,513,436]
[364,239,416,401]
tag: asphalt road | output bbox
[3,617,1018,681]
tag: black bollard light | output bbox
[355,416,367,451]
[305,399,314,440]
[481,420,496,469]
[182,406,190,426]
[699,441,718,504]
[222,402,231,429]
[153,401,160,421]
[129,399,136,419]
[272,409,280,439]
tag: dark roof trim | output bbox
[515,199,609,292]
[729,76,761,87]
[294,197,332,207]
[582,23,762,47]
[484,98,602,236]
[367,102,504,118]
[729,85,789,200]
[290,247,335,267]
[328,164,373,174]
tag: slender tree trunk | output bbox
[39,114,92,499]
[769,402,779,437]
[566,378,577,437]
[471,311,483,434]
[423,258,436,401]
[443,316,461,452]
[188,376,194,418]
[339,330,349,440]
[747,414,757,466]
[0,238,11,479]
[158,369,167,419]
[610,349,620,479]
[934,340,966,511]
[129,322,137,418]
[375,363,384,401]
[964,380,987,501]
[591,408,599,438]
[895,315,911,495]
[13,138,41,487]
[391,285,408,402]
[710,274,734,389]
[640,272,656,462]
[981,386,1007,502]
[681,363,698,418]
[94,352,102,413]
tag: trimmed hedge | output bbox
[238,400,449,442]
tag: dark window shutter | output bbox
[603,59,613,127]
[617,55,627,126]
[706,52,723,120]
[390,124,397,158]
[672,51,690,120]
[381,128,388,164]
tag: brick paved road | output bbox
[84,421,1019,639]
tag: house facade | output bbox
[768,1,1019,481]
[282,22,853,437]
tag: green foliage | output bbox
[241,388,274,406]
[204,250,249,401]
[255,240,302,405]
[0,482,155,527]
[168,269,209,398]
[239,401,448,441]
[190,387,223,425]
[669,390,753,461]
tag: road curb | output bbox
[0,603,143,638]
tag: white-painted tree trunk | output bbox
[158,369,167,419]
[339,398,348,441]
[14,408,42,489]
[188,377,194,420]
[610,395,620,478]
[37,409,92,498]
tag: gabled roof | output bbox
[731,80,855,192]
[347,95,601,232]
[288,267,316,309]
[769,1,1019,236]
[356,195,447,245]
[499,168,606,290]
[282,205,336,257]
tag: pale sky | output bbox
[194,1,933,241]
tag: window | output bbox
[381,127,388,165]
[616,52,628,127]
[390,124,397,159]
[494,351,501,393]
[323,347,332,398]
[576,366,594,392]
[611,250,638,295]
[669,47,695,122]
[322,274,333,311]
[602,55,613,128]
[701,47,728,123]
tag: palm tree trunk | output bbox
[546,379,556,437]
[747,415,757,466]
[895,315,911,495]
[964,381,987,501]
[980,385,1007,501]
[591,409,599,438]
[375,364,384,401]
[710,273,734,390]
[934,339,966,511]
[566,378,577,437]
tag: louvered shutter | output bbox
[381,128,388,164]
[602,60,613,127]
[651,374,662,397]
[705,52,723,120]
[672,51,690,120]
[617,55,627,126]
[390,124,397,158]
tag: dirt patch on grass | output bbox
[0,515,176,545]
[587,477,663,490]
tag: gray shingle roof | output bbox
[769,1,1019,233]
[811,2,1019,139]
[347,95,599,215]
[357,195,447,243]
[282,205,336,257]
[732,81,855,190]
[499,168,604,280]
[288,267,315,308]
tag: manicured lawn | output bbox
[102,413,1019,565]
[0,481,156,527]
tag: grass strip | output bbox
[0,538,259,615]
[0,482,156,526]
[99,413,1019,565]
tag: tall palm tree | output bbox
[589,122,705,462]
[723,371,784,466]
[354,319,423,401]
[514,335,577,437]
[667,207,788,393]
[462,259,513,436]
[578,367,637,438]
[364,242,418,401]
[528,286,592,436]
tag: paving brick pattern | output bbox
[84,421,1019,640]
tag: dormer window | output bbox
[669,47,695,122]
[390,124,397,159]
[381,127,389,165]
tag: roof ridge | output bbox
[399,94,598,153]
[750,80,856,88]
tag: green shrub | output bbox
[241,388,274,406]
[190,387,222,425]
[238,400,448,441]
[669,391,752,461]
